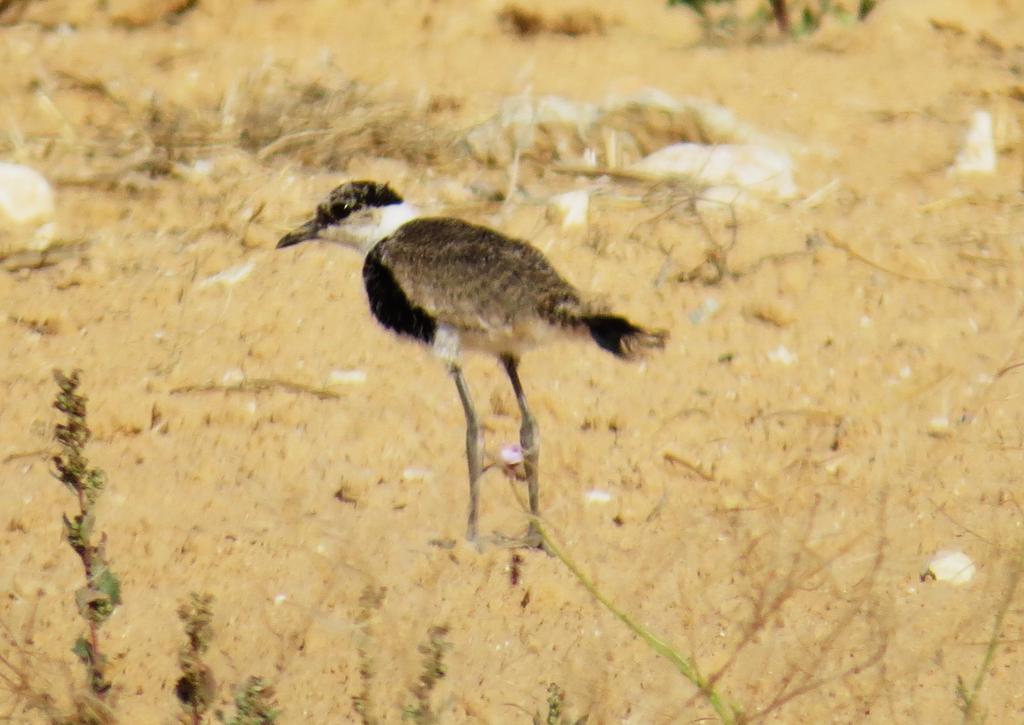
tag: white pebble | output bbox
[688,297,720,325]
[951,110,996,175]
[221,368,245,386]
[199,260,255,287]
[923,550,975,585]
[767,345,798,366]
[927,416,951,436]
[327,369,367,385]
[273,593,288,605]
[696,185,758,213]
[0,163,54,225]
[402,467,433,481]
[549,189,589,230]
[191,159,215,176]
[630,143,798,200]
[0,162,56,251]
[584,489,613,504]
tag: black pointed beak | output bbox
[277,218,321,249]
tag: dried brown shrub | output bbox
[498,4,605,38]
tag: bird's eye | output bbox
[317,200,352,224]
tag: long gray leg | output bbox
[450,365,482,542]
[501,355,542,547]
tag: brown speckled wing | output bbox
[371,218,591,334]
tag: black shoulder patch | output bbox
[362,244,437,345]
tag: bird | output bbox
[277,180,666,548]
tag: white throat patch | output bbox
[347,202,422,255]
[309,201,423,256]
[378,202,421,237]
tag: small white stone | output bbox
[688,297,720,324]
[273,593,288,605]
[767,345,798,366]
[923,550,975,585]
[176,159,216,183]
[221,368,245,386]
[927,416,951,436]
[630,143,798,200]
[696,185,758,213]
[191,159,215,176]
[402,467,433,481]
[548,189,589,230]
[199,260,255,287]
[584,489,613,504]
[327,369,367,385]
[0,163,54,226]
[951,110,996,175]
[0,162,56,251]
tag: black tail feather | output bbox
[584,315,667,359]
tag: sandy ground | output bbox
[2,0,1024,722]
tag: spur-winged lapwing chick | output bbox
[277,181,666,548]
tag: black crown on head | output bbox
[316,181,403,225]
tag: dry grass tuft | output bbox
[498,5,606,38]
[141,66,457,172]
[0,0,30,25]
[3,62,457,190]
[237,80,453,169]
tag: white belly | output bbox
[433,319,578,362]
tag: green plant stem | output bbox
[535,522,740,724]
[961,540,1024,724]
[54,369,116,700]
[75,487,103,699]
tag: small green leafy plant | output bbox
[533,683,588,725]
[176,593,217,725]
[220,677,279,725]
[52,370,122,705]
[669,0,877,38]
[47,372,278,724]
[174,593,280,725]
[352,585,387,724]
[403,625,450,724]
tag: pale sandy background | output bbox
[2,0,1024,722]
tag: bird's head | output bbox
[277,180,418,254]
